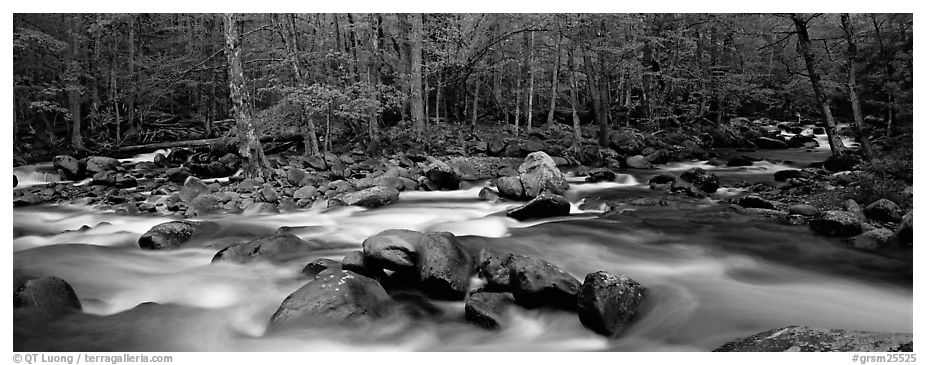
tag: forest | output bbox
[11,13,914,353]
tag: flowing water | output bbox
[12,136,912,352]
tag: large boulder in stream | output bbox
[476,248,581,309]
[506,193,571,221]
[809,210,863,237]
[268,270,395,332]
[138,220,204,250]
[715,326,913,352]
[416,232,473,300]
[576,271,647,336]
[53,155,81,180]
[329,186,399,208]
[465,291,517,329]
[518,152,569,198]
[212,233,326,264]
[14,276,82,313]
[424,159,461,190]
[362,229,423,272]
[585,168,617,183]
[680,167,720,194]
[496,176,525,199]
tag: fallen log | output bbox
[116,133,304,154]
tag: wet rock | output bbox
[301,258,340,278]
[648,172,678,186]
[518,151,569,198]
[114,176,138,189]
[417,232,473,300]
[190,194,220,215]
[329,186,399,208]
[788,204,820,216]
[849,229,895,251]
[53,155,81,179]
[167,168,191,184]
[506,194,571,221]
[476,249,581,309]
[576,271,647,336]
[608,131,644,155]
[585,168,617,183]
[823,153,863,172]
[213,233,322,264]
[844,199,866,221]
[188,161,234,179]
[465,292,516,329]
[362,229,422,272]
[138,220,203,250]
[774,169,807,182]
[83,156,120,174]
[342,250,385,278]
[809,211,863,237]
[260,183,279,203]
[304,154,328,171]
[179,176,208,203]
[714,326,913,352]
[268,270,394,331]
[726,155,754,167]
[864,198,903,223]
[643,148,670,165]
[14,276,82,313]
[425,159,461,190]
[496,176,525,200]
[286,168,307,186]
[737,195,776,210]
[680,167,720,193]
[754,137,787,149]
[293,186,317,200]
[625,155,651,169]
[89,171,116,186]
[478,187,500,202]
[242,202,279,215]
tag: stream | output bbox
[12,133,911,352]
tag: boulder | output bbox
[138,220,203,250]
[755,137,788,149]
[167,168,191,184]
[301,258,341,278]
[304,154,328,171]
[89,171,116,186]
[330,186,399,208]
[286,168,307,186]
[293,186,317,200]
[864,198,903,223]
[83,156,120,174]
[268,270,394,331]
[518,152,569,198]
[726,156,754,167]
[190,194,220,215]
[114,176,138,189]
[844,199,866,220]
[648,172,678,186]
[809,211,863,237]
[823,154,863,172]
[260,183,280,203]
[342,250,385,278]
[849,229,895,251]
[506,194,571,221]
[242,202,280,215]
[625,155,651,169]
[179,176,209,203]
[53,155,81,179]
[585,168,617,183]
[715,326,913,352]
[895,211,912,245]
[14,276,82,313]
[212,233,322,264]
[496,176,525,200]
[680,167,720,194]
[476,249,581,309]
[737,195,776,210]
[576,271,647,336]
[788,204,820,216]
[362,229,423,272]
[465,291,516,329]
[188,161,234,179]
[417,232,473,300]
[774,169,807,182]
[425,159,461,190]
[478,187,500,202]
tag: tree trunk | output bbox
[840,13,874,159]
[368,13,382,145]
[546,30,562,128]
[90,13,102,131]
[276,13,320,155]
[568,43,582,155]
[111,68,120,142]
[409,13,426,139]
[471,77,479,127]
[583,50,609,147]
[525,31,535,133]
[791,14,844,156]
[127,15,136,139]
[68,16,85,150]
[224,13,270,180]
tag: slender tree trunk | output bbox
[840,13,874,159]
[791,14,845,156]
[472,77,479,127]
[435,78,442,125]
[127,15,136,139]
[368,13,382,144]
[409,13,426,139]
[111,68,120,142]
[90,13,101,131]
[276,13,320,155]
[546,30,562,129]
[224,13,270,180]
[68,16,84,150]
[583,50,609,147]
[526,31,535,133]
[568,43,582,156]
